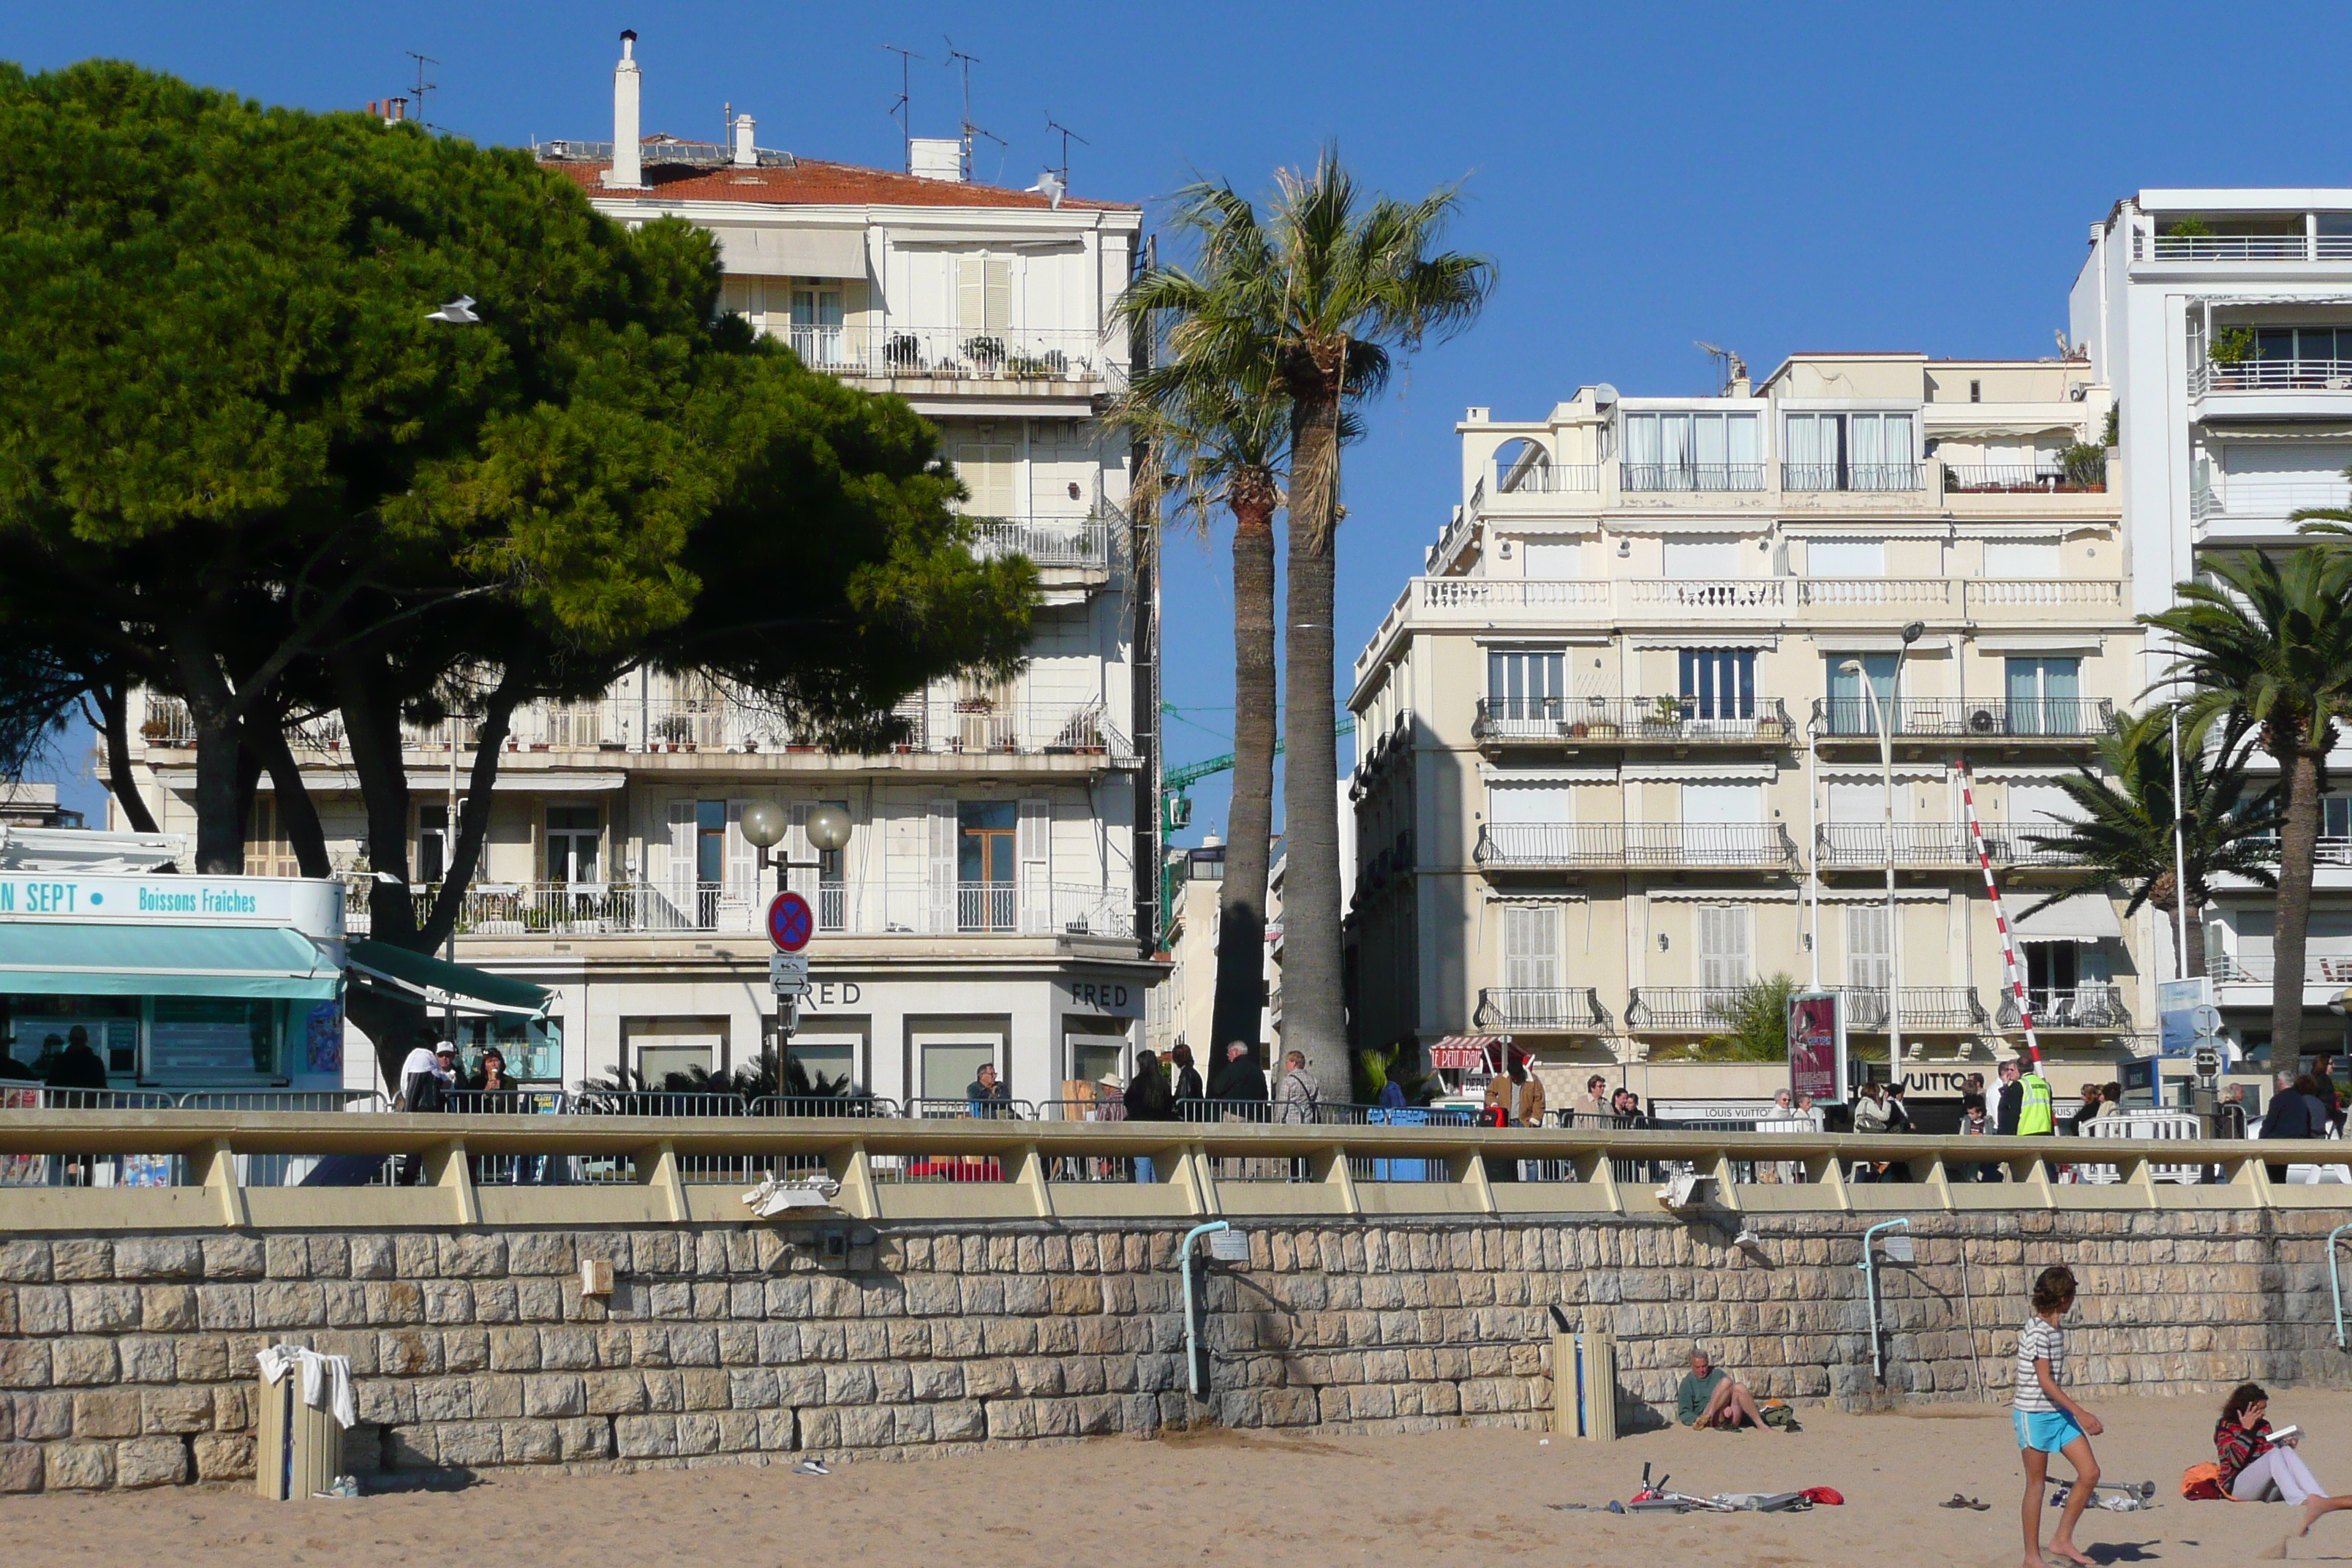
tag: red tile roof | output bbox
[544,154,1138,214]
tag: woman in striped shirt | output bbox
[2014,1266,2102,1568]
[2215,1382,2352,1536]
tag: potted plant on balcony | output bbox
[1753,706,1786,739]
[2207,326,2255,365]
[961,335,1006,374]
[2059,442,2107,492]
[883,333,921,372]
[1643,693,1684,736]
[652,713,693,752]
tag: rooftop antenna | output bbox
[1694,340,1748,396]
[943,37,1000,181]
[1043,112,1089,187]
[404,51,438,130]
[883,45,921,174]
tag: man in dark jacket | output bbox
[2261,1069,2319,1183]
[1205,1042,1268,1106]
[1994,1059,2024,1137]
[46,1026,110,1093]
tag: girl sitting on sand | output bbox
[2015,1265,2101,1568]
[2215,1383,2352,1534]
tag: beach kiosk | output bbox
[0,827,349,1096]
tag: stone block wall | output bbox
[0,1208,2346,1491]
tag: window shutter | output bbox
[929,799,957,934]
[1504,905,1559,992]
[956,257,1011,333]
[664,801,695,924]
[1018,798,1051,933]
[1847,904,1891,991]
[1699,905,1751,991]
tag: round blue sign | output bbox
[766,891,814,952]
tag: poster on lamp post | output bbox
[1789,990,1846,1106]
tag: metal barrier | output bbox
[2076,1111,2209,1184]
[905,1098,1036,1122]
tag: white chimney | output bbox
[732,113,756,167]
[604,30,644,190]
[908,137,963,182]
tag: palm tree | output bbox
[2143,547,2352,1058]
[2019,706,2278,978]
[1148,151,1493,1102]
[1109,300,1289,1058]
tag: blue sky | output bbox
[15,1,2352,843]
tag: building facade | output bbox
[114,37,1159,1106]
[1347,353,2146,1095]
[2071,190,2352,1057]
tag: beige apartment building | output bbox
[1346,352,2150,1098]
[114,37,1159,1105]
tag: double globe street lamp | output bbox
[735,801,853,894]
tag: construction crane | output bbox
[1156,716,1356,944]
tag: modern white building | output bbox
[114,34,1160,1107]
[2072,192,2352,1055]
[1346,352,2146,1109]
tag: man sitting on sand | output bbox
[1675,1349,1777,1433]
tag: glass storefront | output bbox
[1,993,325,1084]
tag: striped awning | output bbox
[1428,1034,1510,1071]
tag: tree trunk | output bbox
[1283,376,1351,1106]
[420,681,521,950]
[2184,898,2207,981]
[335,656,418,950]
[1211,481,1279,1055]
[93,671,158,834]
[249,717,333,878]
[2272,742,2323,1060]
[189,703,244,873]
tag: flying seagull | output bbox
[425,295,480,325]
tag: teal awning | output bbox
[345,939,550,1019]
[0,923,340,1000]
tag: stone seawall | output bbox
[0,1208,2346,1492]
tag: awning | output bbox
[1428,1034,1510,1071]
[706,225,867,279]
[2013,892,2124,943]
[0,924,339,1000]
[0,826,183,874]
[345,940,550,1019]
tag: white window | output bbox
[1488,783,1574,823]
[1487,647,1566,721]
[1807,538,1885,576]
[1503,905,1560,992]
[1826,778,1893,824]
[1622,410,1760,491]
[789,286,843,366]
[1661,537,1742,578]
[1681,781,1763,824]
[546,807,601,884]
[1697,905,1752,990]
[955,442,1019,516]
[1784,412,1915,491]
[2005,780,2076,834]
[1983,539,2062,578]
[1847,904,1891,991]
[955,256,1013,333]
[1521,539,1581,578]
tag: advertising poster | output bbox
[1789,990,1846,1105]
[304,1000,344,1074]
[2157,977,2210,1060]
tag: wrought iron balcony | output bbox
[1473,696,1795,747]
[1782,461,1921,494]
[1812,697,2112,743]
[1474,821,1800,872]
[1623,987,1750,1033]
[1814,823,2085,870]
[1995,984,2131,1033]
[1837,986,1989,1032]
[1472,987,1613,1033]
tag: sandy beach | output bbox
[8,1390,2352,1567]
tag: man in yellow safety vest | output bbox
[2016,1060,2054,1137]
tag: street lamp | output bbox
[1842,620,1923,1080]
[737,802,852,893]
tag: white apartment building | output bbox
[1346,353,2147,1101]
[115,36,1158,1105]
[2073,191,2352,1056]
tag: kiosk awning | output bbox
[1428,1035,1511,1071]
[345,940,550,1019]
[0,924,339,1000]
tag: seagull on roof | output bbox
[425,295,480,325]
[1024,171,1066,210]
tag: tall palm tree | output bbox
[2143,547,2352,1058]
[2019,706,2278,977]
[1147,152,1493,1102]
[1109,306,1290,1055]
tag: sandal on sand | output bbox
[1939,1493,1991,1511]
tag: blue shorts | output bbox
[2014,1408,2085,1453]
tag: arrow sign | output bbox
[766,891,814,952]
[769,952,809,994]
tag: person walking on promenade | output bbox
[1206,1042,1267,1108]
[2215,1382,2352,1532]
[45,1025,108,1095]
[1582,1074,1611,1126]
[1273,1049,1317,1123]
[1167,1043,1205,1120]
[2068,1082,2103,1135]
[2313,1055,2345,1133]
[1996,1059,2024,1137]
[1122,1049,1174,1183]
[2015,1264,2103,1568]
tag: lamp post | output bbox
[736,802,853,896]
[1843,622,1923,1079]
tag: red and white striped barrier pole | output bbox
[1958,757,2041,1066]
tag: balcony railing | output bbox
[1472,987,1613,1032]
[1942,464,2105,494]
[1838,987,1989,1031]
[2212,953,2352,987]
[2190,358,2352,398]
[1623,987,1749,1033]
[1996,984,2130,1032]
[1497,463,1602,495]
[769,323,1117,388]
[1812,697,2112,742]
[965,516,1115,571]
[1814,822,2084,869]
[2150,233,2326,262]
[1782,461,1921,494]
[1621,461,1766,494]
[347,878,1135,941]
[1474,821,1799,871]
[1472,696,1794,746]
